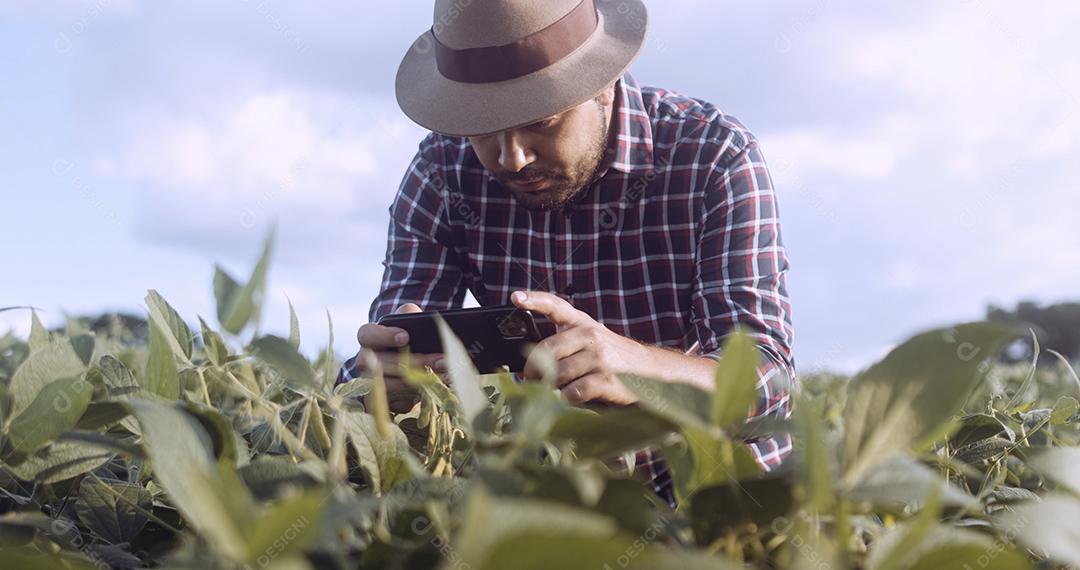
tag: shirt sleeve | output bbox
[337,140,468,387]
[692,135,797,471]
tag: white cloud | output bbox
[123,90,383,210]
[764,121,904,186]
[0,311,34,340]
[838,1,1080,153]
[108,87,424,263]
[777,2,1080,290]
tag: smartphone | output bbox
[378,305,554,373]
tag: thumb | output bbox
[396,303,423,314]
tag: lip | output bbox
[507,178,548,192]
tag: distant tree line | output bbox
[987,301,1080,364]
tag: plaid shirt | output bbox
[338,73,795,507]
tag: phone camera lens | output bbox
[498,312,528,339]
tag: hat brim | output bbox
[395,0,648,137]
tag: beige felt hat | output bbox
[395,0,648,137]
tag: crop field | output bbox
[1,235,1079,570]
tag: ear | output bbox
[594,81,618,107]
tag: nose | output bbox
[496,130,535,173]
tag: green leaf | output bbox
[144,315,180,400]
[2,377,93,465]
[525,463,607,507]
[367,360,393,439]
[145,290,194,362]
[455,487,616,569]
[0,547,100,570]
[7,336,86,419]
[340,410,414,493]
[948,413,1014,448]
[0,513,42,546]
[181,401,241,465]
[869,518,1033,570]
[839,322,1017,486]
[0,383,12,431]
[454,488,738,570]
[199,316,229,366]
[792,394,836,511]
[5,440,114,484]
[76,476,152,544]
[27,310,51,352]
[865,488,943,570]
[504,382,566,445]
[548,406,677,458]
[56,430,144,458]
[844,455,978,511]
[710,333,762,428]
[1050,395,1079,424]
[322,310,335,393]
[251,335,316,390]
[1003,495,1080,568]
[96,355,140,400]
[953,436,1012,464]
[244,490,324,562]
[467,532,734,570]
[238,457,320,500]
[620,373,711,429]
[1027,447,1080,495]
[69,333,95,366]
[435,315,486,431]
[216,228,274,335]
[906,543,1032,570]
[127,399,255,561]
[689,477,793,546]
[288,298,301,349]
[680,425,763,491]
[214,267,241,329]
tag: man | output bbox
[339,0,795,506]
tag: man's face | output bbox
[469,85,616,211]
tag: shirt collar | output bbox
[603,72,656,176]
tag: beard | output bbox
[497,102,609,211]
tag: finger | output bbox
[358,322,409,350]
[355,304,423,348]
[396,303,422,314]
[362,377,418,413]
[540,328,593,361]
[522,332,586,381]
[554,350,599,388]
[560,374,607,405]
[511,290,587,330]
[367,351,447,378]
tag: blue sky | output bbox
[2,0,1078,373]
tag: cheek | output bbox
[468,138,499,169]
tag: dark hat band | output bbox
[433,0,599,84]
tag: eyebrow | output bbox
[530,114,559,126]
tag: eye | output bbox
[529,116,558,130]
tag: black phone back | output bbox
[378,305,553,373]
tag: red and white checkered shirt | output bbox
[338,73,795,507]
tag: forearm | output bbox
[624,343,719,393]
[630,341,793,472]
[627,341,792,418]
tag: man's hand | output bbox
[512,291,643,405]
[355,303,446,413]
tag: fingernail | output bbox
[434,358,447,372]
[395,332,408,345]
[512,291,527,303]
